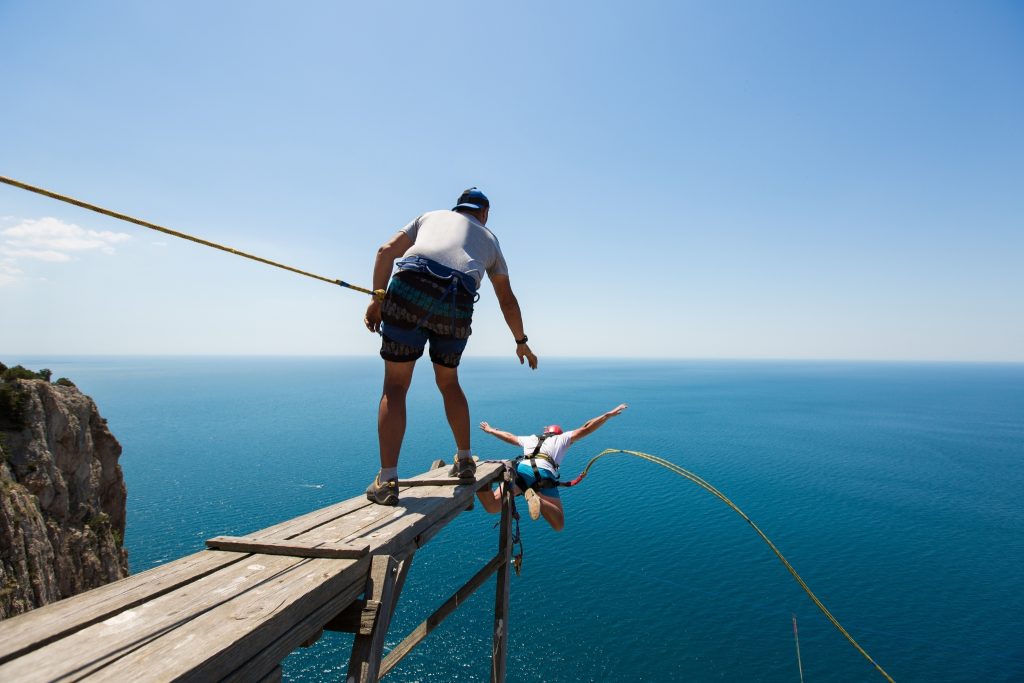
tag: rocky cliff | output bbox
[0,370,128,619]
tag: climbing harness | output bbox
[0,174,385,300]
[562,448,896,682]
[512,433,562,493]
[390,256,480,341]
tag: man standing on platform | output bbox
[363,187,538,505]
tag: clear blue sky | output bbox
[2,1,1021,361]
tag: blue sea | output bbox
[9,356,1024,682]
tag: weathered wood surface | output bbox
[205,536,370,559]
[0,461,503,682]
[346,555,403,682]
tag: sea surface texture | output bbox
[14,357,1023,682]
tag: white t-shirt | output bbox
[399,210,509,289]
[516,431,576,476]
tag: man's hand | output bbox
[479,421,493,433]
[517,342,538,370]
[607,403,628,417]
[364,300,382,333]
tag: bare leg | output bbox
[433,363,470,451]
[378,360,416,469]
[476,485,504,514]
[476,484,565,531]
[477,481,519,514]
[537,494,565,532]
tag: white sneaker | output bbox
[524,488,541,521]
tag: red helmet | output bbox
[543,425,563,436]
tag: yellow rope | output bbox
[0,175,385,300]
[576,448,896,682]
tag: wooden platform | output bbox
[0,460,515,682]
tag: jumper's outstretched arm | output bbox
[479,421,520,446]
[571,404,628,442]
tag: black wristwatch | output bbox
[515,335,528,345]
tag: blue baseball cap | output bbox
[453,187,490,211]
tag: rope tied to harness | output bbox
[0,174,384,300]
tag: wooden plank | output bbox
[0,553,368,682]
[89,555,370,683]
[219,569,369,683]
[339,464,502,557]
[0,549,245,665]
[0,460,504,682]
[397,477,465,487]
[379,553,504,678]
[0,464,470,664]
[205,536,370,559]
[249,495,379,541]
[240,460,467,543]
[346,556,403,683]
[492,470,514,683]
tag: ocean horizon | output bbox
[5,355,1023,682]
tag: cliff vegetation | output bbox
[0,362,128,619]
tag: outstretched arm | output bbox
[479,421,521,447]
[489,274,538,370]
[571,404,628,442]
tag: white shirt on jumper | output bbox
[515,431,576,476]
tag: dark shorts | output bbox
[514,462,561,499]
[380,269,475,368]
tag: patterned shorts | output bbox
[380,269,475,368]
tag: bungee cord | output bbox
[567,448,896,682]
[0,175,384,300]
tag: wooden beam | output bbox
[346,555,404,683]
[205,536,369,559]
[396,477,465,487]
[492,469,514,683]
[324,599,380,635]
[378,553,504,679]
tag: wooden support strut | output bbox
[377,552,505,678]
[492,466,514,683]
[344,555,411,683]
